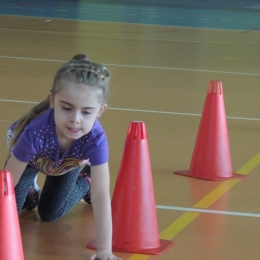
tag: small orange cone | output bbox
[87,121,173,254]
[0,170,24,260]
[174,81,247,180]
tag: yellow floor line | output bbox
[194,152,260,209]
[127,152,260,260]
[193,180,239,209]
[128,254,151,260]
[159,212,200,240]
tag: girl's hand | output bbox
[89,249,122,260]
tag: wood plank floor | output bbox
[0,13,260,260]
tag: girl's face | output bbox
[49,81,106,141]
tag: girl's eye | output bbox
[62,107,71,111]
[83,111,91,115]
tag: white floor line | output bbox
[0,99,259,122]
[1,55,260,76]
[0,55,66,63]
[156,205,260,218]
[108,107,260,121]
[0,99,38,104]
[105,64,260,76]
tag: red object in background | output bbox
[0,170,24,260]
[174,81,247,180]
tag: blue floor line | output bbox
[1,1,260,30]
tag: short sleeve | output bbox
[81,120,109,166]
[12,125,38,163]
[88,134,109,166]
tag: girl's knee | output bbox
[38,206,62,222]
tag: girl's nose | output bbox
[70,112,80,124]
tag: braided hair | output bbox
[52,54,110,104]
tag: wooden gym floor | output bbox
[0,2,260,259]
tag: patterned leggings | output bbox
[14,165,90,221]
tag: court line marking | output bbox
[0,98,259,122]
[3,4,260,27]
[2,12,260,32]
[105,64,260,77]
[127,153,260,260]
[0,55,260,76]
[156,205,260,218]
[108,107,260,121]
[0,99,38,104]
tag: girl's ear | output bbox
[97,104,107,118]
[48,92,54,108]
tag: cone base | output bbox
[86,239,174,255]
[174,170,248,180]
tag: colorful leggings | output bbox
[14,165,90,221]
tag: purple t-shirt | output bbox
[10,108,109,176]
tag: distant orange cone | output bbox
[174,81,247,180]
[87,121,173,254]
[0,170,24,260]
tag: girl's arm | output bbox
[89,162,121,260]
[4,153,28,186]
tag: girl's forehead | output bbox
[55,81,103,104]
[57,81,99,94]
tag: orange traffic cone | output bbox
[0,170,24,260]
[87,121,173,254]
[174,81,247,180]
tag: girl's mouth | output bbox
[67,127,80,134]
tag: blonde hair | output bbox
[9,54,110,151]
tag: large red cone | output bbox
[0,170,24,260]
[174,81,247,180]
[87,121,173,254]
